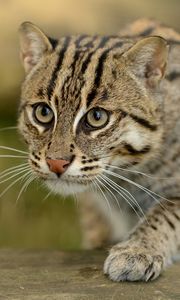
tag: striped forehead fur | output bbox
[45,36,132,104]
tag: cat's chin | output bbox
[45,179,89,196]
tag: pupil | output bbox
[93,110,101,121]
[41,106,49,116]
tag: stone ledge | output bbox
[0,249,179,300]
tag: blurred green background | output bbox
[0,0,179,249]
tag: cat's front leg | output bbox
[104,200,180,281]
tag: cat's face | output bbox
[18,22,168,195]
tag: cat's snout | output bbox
[46,158,70,177]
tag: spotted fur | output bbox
[18,19,180,281]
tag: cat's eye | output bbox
[86,108,109,129]
[33,103,54,125]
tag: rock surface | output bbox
[0,250,179,300]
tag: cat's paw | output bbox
[104,245,164,282]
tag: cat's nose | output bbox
[46,158,70,176]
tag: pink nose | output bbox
[46,158,70,176]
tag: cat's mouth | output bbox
[29,156,101,195]
[48,174,96,185]
[45,176,93,196]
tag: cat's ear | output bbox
[123,36,169,88]
[19,22,53,73]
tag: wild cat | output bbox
[17,18,180,282]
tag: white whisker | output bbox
[93,177,112,216]
[0,126,17,132]
[73,192,79,208]
[104,163,178,180]
[0,164,29,180]
[16,173,35,205]
[97,174,122,213]
[102,173,147,223]
[0,171,32,198]
[0,146,28,155]
[104,169,172,211]
[42,190,53,203]
[101,172,144,222]
[0,167,30,185]
[0,163,29,178]
[0,155,27,159]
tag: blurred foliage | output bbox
[0,0,179,248]
[0,0,180,114]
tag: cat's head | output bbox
[18,22,168,195]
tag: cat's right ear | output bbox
[19,22,53,73]
[122,36,168,89]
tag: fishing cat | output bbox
[18,19,180,281]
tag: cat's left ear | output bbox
[123,36,169,88]
[19,22,53,73]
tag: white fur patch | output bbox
[73,106,86,134]
[124,125,146,150]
